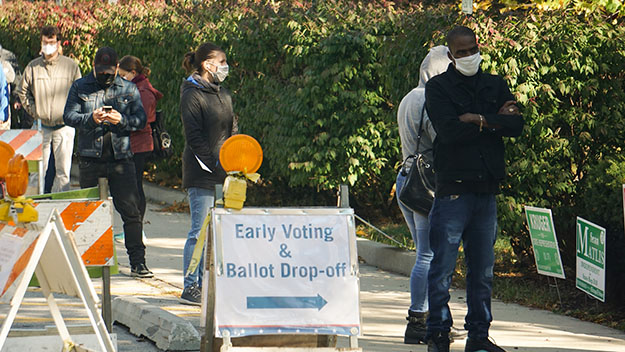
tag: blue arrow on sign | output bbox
[247,294,328,311]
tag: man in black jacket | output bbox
[424,26,524,352]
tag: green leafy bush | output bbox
[475,9,625,302]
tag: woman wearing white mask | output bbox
[179,42,237,306]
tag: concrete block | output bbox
[356,238,414,277]
[112,296,200,351]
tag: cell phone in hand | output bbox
[103,105,113,113]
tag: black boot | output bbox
[404,310,427,344]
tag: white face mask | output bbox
[452,52,482,77]
[41,43,57,56]
[212,64,229,83]
[206,62,229,83]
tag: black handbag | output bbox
[398,104,436,215]
[151,110,173,159]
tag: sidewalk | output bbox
[3,178,625,351]
[111,181,625,351]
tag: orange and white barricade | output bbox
[33,199,114,266]
[0,130,44,194]
[0,210,115,352]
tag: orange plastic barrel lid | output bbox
[0,141,15,179]
[219,134,263,173]
[6,154,29,198]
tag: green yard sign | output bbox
[524,206,565,279]
[576,217,606,302]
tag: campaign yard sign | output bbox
[212,208,360,338]
[576,217,606,302]
[524,206,565,279]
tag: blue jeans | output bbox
[396,171,433,313]
[426,193,497,339]
[183,187,215,290]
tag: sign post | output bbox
[575,217,606,302]
[524,206,565,279]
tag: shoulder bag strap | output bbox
[414,102,427,155]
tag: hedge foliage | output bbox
[1,0,625,303]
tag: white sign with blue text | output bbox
[212,208,360,338]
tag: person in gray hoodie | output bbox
[179,42,237,306]
[396,45,459,344]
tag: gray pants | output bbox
[42,125,75,192]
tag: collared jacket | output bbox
[17,54,81,127]
[63,72,146,160]
[180,73,236,190]
[425,64,524,194]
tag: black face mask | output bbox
[95,72,115,88]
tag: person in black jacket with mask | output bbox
[179,42,237,306]
[64,47,151,278]
[424,26,524,352]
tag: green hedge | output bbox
[2,0,625,304]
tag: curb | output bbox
[112,296,200,351]
[144,182,187,205]
[356,238,414,277]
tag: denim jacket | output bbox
[63,72,146,160]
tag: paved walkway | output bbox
[3,180,625,351]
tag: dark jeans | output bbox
[426,193,497,339]
[132,151,151,221]
[79,157,145,267]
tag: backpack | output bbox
[151,110,173,159]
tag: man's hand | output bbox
[93,107,107,124]
[499,100,519,115]
[13,101,21,110]
[103,109,122,125]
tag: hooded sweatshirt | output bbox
[397,45,451,170]
[180,73,237,190]
[130,74,163,153]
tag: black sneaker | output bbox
[428,332,450,352]
[131,263,154,278]
[404,310,427,344]
[465,336,506,352]
[180,283,202,306]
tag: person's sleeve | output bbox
[425,80,481,144]
[423,114,437,144]
[115,85,146,132]
[0,66,8,121]
[17,64,37,118]
[1,60,14,84]
[483,78,524,137]
[63,81,98,129]
[232,113,239,135]
[181,93,217,170]
[73,61,82,81]
[139,87,157,124]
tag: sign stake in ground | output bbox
[576,217,606,302]
[524,206,565,279]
